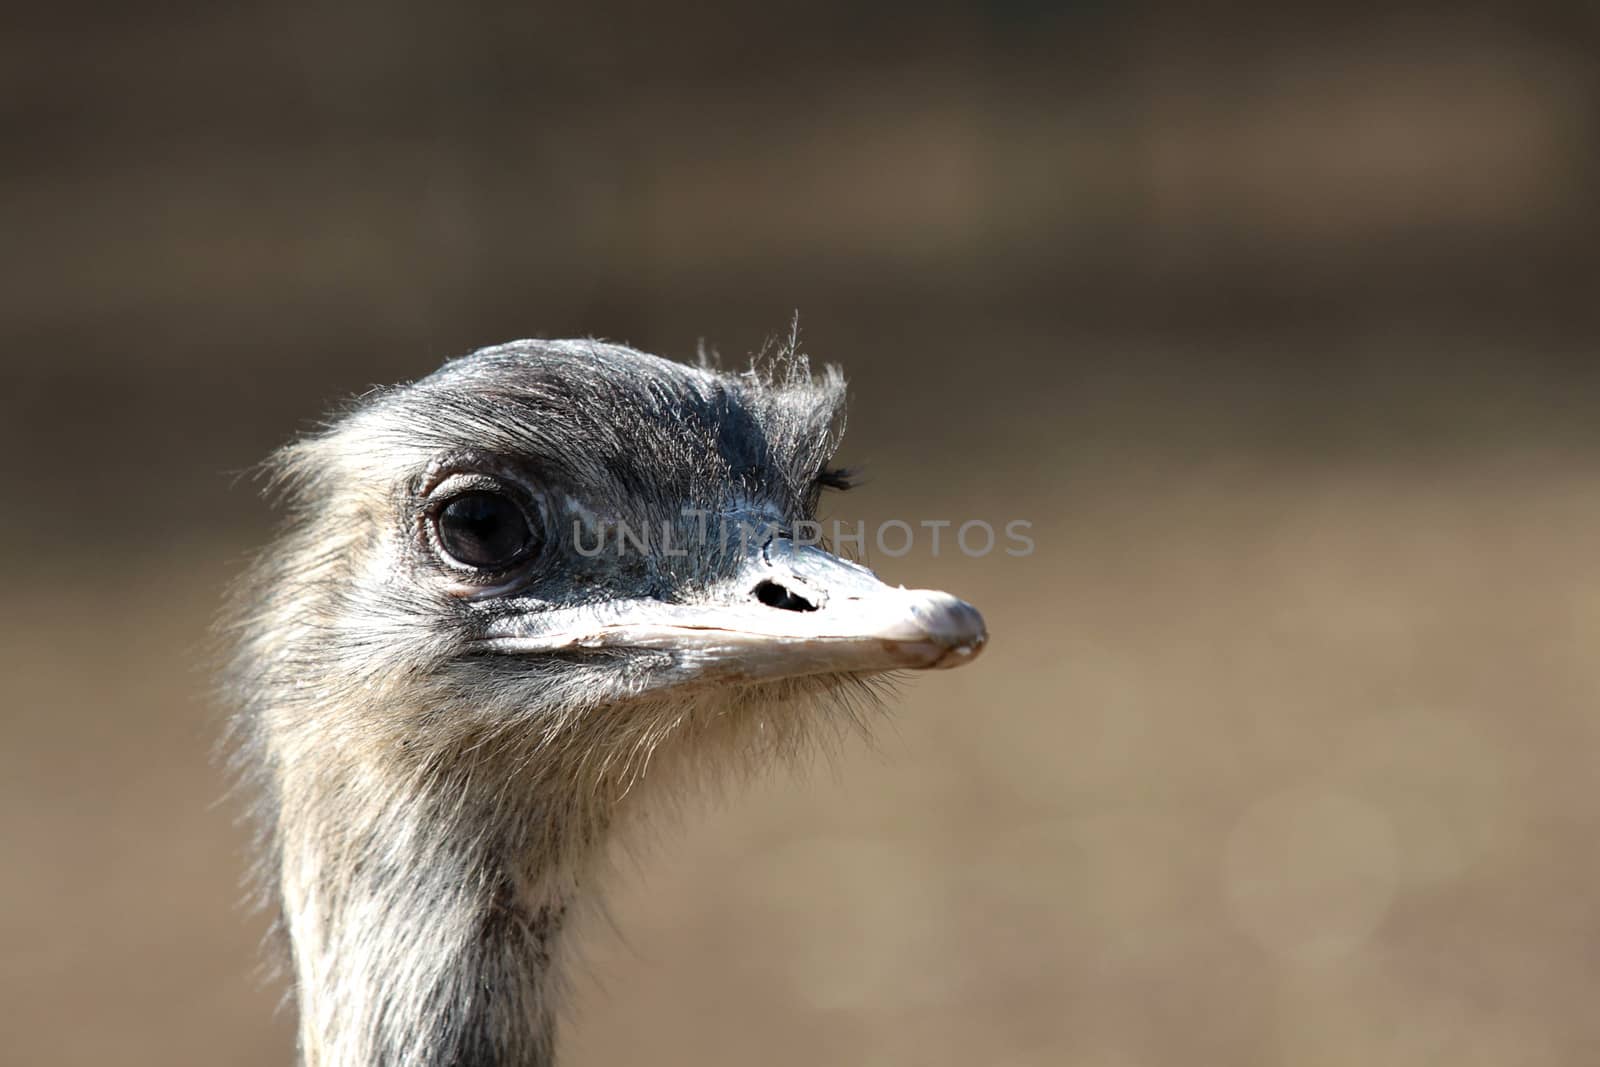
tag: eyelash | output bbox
[816,466,859,491]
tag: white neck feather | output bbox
[277,765,583,1067]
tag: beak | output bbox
[479,538,987,685]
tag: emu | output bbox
[223,339,986,1066]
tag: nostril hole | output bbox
[753,579,818,612]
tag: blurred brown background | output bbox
[4,2,1600,1064]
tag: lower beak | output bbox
[479,539,987,684]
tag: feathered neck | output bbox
[274,747,585,1067]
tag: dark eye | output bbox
[435,491,536,570]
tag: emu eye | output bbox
[435,491,535,570]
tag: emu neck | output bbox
[277,766,582,1067]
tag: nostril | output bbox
[753,579,818,612]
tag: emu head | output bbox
[229,340,986,877]
[225,339,987,1066]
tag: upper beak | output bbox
[479,538,987,685]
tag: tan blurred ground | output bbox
[4,2,1600,1065]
